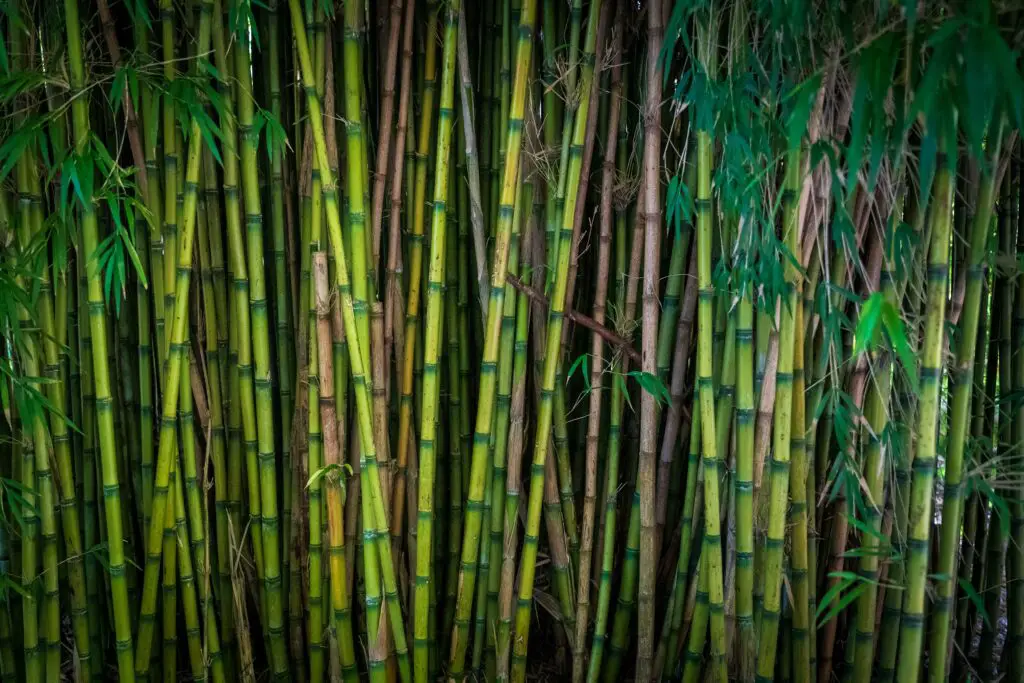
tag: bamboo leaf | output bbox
[957,577,991,629]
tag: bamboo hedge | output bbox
[0,0,1022,681]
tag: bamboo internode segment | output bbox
[3,1,1024,682]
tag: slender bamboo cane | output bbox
[393,1,438,550]
[62,0,137,674]
[495,188,535,683]
[573,11,622,678]
[287,4,412,679]
[412,0,461,676]
[693,19,729,680]
[446,0,537,676]
[312,252,358,681]
[895,138,955,683]
[509,4,601,678]
[927,142,1001,682]
[754,142,801,681]
[13,133,41,683]
[635,0,665,672]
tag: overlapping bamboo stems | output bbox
[208,0,268,642]
[286,2,411,679]
[304,14,327,673]
[895,135,955,683]
[494,172,537,683]
[383,0,415,473]
[507,4,603,679]
[573,8,623,679]
[61,0,136,675]
[13,135,55,683]
[482,170,528,678]
[444,0,537,677]
[635,0,666,673]
[393,1,438,551]
[923,136,1003,681]
[133,1,216,675]
[161,458,179,683]
[232,7,288,670]
[754,142,801,680]
[196,166,235,674]
[875,165,930,683]
[690,13,729,682]
[1011,160,1024,683]
[311,252,358,681]
[370,0,404,273]
[978,253,1010,678]
[137,0,166,552]
[265,2,294,619]
[24,34,97,683]
[412,0,461,676]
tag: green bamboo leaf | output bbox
[957,577,991,629]
[567,353,590,392]
[617,374,634,413]
[852,292,883,357]
[881,300,919,393]
[846,514,888,544]
[815,573,868,628]
[120,227,148,291]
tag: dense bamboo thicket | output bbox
[1,0,1024,681]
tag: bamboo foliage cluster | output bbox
[1,0,1024,682]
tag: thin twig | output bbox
[506,274,640,363]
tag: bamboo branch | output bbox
[506,274,639,363]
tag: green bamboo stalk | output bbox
[161,460,179,683]
[681,545,709,683]
[928,144,1000,682]
[266,1,295,615]
[895,138,955,683]
[789,292,810,683]
[482,174,527,677]
[133,0,214,671]
[979,173,1013,682]
[693,20,729,676]
[413,0,461,676]
[574,13,622,674]
[197,171,234,672]
[287,3,412,679]
[307,239,326,683]
[13,131,40,683]
[392,0,438,548]
[339,0,373,402]
[77,259,104,679]
[1010,155,1024,683]
[753,141,801,682]
[735,231,757,683]
[510,4,601,679]
[62,0,136,673]
[441,175,464,654]
[495,190,535,683]
[445,0,537,676]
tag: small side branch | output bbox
[506,274,640,364]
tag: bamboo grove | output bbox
[3,0,1024,681]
